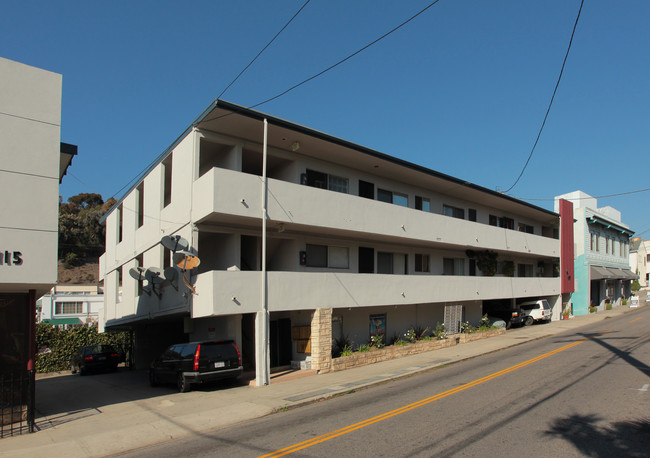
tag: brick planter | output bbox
[330,328,506,372]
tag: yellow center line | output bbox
[630,317,642,323]
[260,331,612,458]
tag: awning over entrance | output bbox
[590,266,637,280]
[42,317,81,325]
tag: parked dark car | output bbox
[71,344,120,375]
[149,340,243,392]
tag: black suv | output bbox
[149,340,243,392]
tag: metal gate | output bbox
[444,305,463,335]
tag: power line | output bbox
[504,0,585,193]
[516,187,650,201]
[217,0,311,99]
[202,0,443,123]
[108,2,444,201]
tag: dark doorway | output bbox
[359,180,374,199]
[590,281,600,306]
[270,318,292,368]
[241,314,255,370]
[359,247,374,273]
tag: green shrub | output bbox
[461,321,476,334]
[394,338,408,346]
[358,343,371,352]
[479,314,491,328]
[370,334,385,349]
[36,323,129,373]
[622,299,628,305]
[589,305,597,313]
[606,303,612,310]
[332,335,353,358]
[63,252,83,268]
[433,322,447,340]
[340,344,354,357]
[631,280,640,291]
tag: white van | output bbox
[519,300,552,325]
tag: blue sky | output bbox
[2,0,648,236]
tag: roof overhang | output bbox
[102,99,560,224]
[59,142,78,183]
[590,266,637,280]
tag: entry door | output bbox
[270,318,292,368]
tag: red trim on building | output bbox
[559,199,575,293]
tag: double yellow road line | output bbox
[261,331,612,457]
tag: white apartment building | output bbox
[37,285,104,327]
[100,100,563,380]
[629,238,649,288]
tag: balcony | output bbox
[192,167,559,257]
[192,270,560,318]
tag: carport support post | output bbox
[256,118,270,387]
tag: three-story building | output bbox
[100,100,564,381]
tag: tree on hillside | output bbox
[59,193,116,262]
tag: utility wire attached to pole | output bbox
[504,0,585,193]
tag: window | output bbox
[590,233,596,251]
[443,205,464,219]
[517,264,534,277]
[328,175,349,194]
[359,180,374,199]
[489,215,498,226]
[163,247,171,270]
[163,154,173,207]
[135,254,144,296]
[498,217,515,230]
[136,182,144,228]
[596,234,600,252]
[377,252,407,274]
[328,246,349,269]
[468,209,477,222]
[469,259,476,276]
[305,169,348,193]
[117,267,123,303]
[415,196,430,212]
[117,204,123,243]
[306,244,349,269]
[306,244,327,267]
[443,258,464,275]
[378,189,408,207]
[518,223,534,234]
[55,302,83,314]
[415,254,430,272]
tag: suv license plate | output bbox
[214,361,225,368]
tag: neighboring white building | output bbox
[100,100,564,380]
[37,285,104,327]
[629,238,649,288]
[0,56,73,432]
[554,191,635,315]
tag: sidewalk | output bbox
[2,300,647,457]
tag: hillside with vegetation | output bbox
[57,193,115,284]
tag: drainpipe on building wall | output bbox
[256,119,270,386]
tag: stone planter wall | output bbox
[330,328,506,372]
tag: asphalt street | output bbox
[114,305,650,457]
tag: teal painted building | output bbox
[555,191,636,316]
